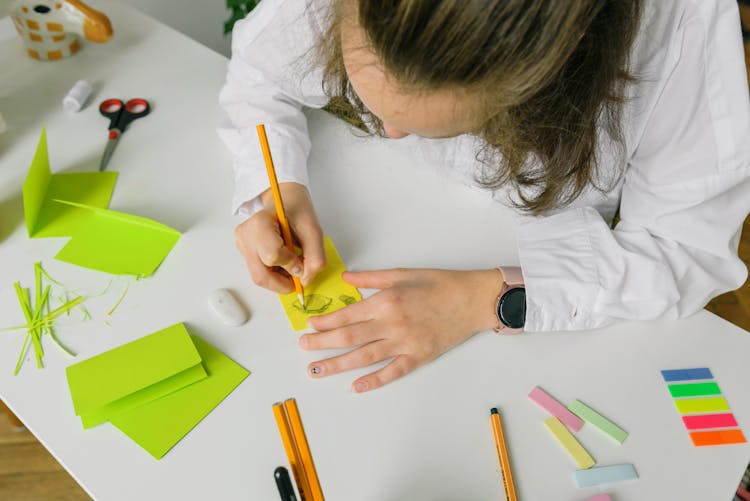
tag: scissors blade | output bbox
[99,134,121,171]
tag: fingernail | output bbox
[309,365,322,376]
[291,265,302,276]
[298,336,308,349]
[354,381,369,393]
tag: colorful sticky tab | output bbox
[543,416,595,469]
[568,400,628,444]
[661,367,745,447]
[279,237,361,331]
[573,463,638,488]
[674,397,730,414]
[689,429,746,447]
[529,386,583,432]
[660,368,713,382]
[682,413,738,430]
[584,495,613,501]
[668,382,722,398]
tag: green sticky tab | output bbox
[66,323,206,429]
[668,382,721,398]
[674,397,730,414]
[568,400,628,444]
[110,335,249,459]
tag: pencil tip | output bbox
[490,407,499,415]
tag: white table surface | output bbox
[1,2,749,500]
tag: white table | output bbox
[1,2,749,500]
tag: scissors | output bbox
[98,98,151,171]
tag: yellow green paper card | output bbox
[22,128,180,277]
[66,323,207,429]
[279,236,361,331]
[110,334,250,459]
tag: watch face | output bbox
[499,288,526,329]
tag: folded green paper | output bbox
[66,323,207,429]
[111,334,250,459]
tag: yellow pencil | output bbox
[256,124,305,308]
[272,402,312,501]
[284,398,324,501]
[490,407,517,501]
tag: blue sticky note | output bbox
[660,368,713,382]
[573,464,638,488]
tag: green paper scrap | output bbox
[22,128,180,277]
[568,400,628,444]
[279,236,362,331]
[66,323,207,429]
[668,382,722,398]
[674,397,730,414]
[111,334,249,459]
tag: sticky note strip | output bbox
[279,237,361,331]
[668,382,721,398]
[568,400,628,444]
[674,397,730,414]
[661,368,713,382]
[585,495,613,501]
[543,417,595,469]
[682,413,738,430]
[689,429,746,447]
[529,386,583,432]
[111,335,249,459]
[66,323,206,429]
[573,463,638,488]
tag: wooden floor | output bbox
[3,7,750,501]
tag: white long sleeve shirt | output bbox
[218,0,750,332]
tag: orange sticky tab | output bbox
[689,429,746,447]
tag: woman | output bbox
[219,0,750,392]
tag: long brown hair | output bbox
[317,0,642,214]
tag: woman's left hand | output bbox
[300,268,504,392]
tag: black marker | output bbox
[274,466,298,501]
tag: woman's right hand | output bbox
[234,182,326,293]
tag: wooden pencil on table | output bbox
[284,398,324,501]
[273,402,312,501]
[256,124,305,308]
[490,407,518,501]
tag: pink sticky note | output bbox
[682,413,738,430]
[585,495,612,501]
[528,386,584,432]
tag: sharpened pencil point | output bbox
[298,293,306,309]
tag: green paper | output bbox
[674,397,730,414]
[110,334,249,459]
[22,128,180,276]
[66,323,207,429]
[52,200,181,277]
[568,400,628,444]
[279,237,362,331]
[668,382,722,398]
[23,128,118,238]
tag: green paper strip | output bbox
[674,397,730,414]
[668,382,721,398]
[568,400,628,444]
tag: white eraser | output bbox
[208,289,249,326]
[62,80,93,113]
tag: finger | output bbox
[307,299,372,332]
[243,250,295,294]
[307,340,392,378]
[351,355,418,393]
[292,221,326,286]
[255,230,304,278]
[299,320,381,350]
[342,269,407,289]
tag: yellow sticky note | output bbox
[544,416,595,469]
[279,237,361,331]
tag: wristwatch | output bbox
[494,267,526,333]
